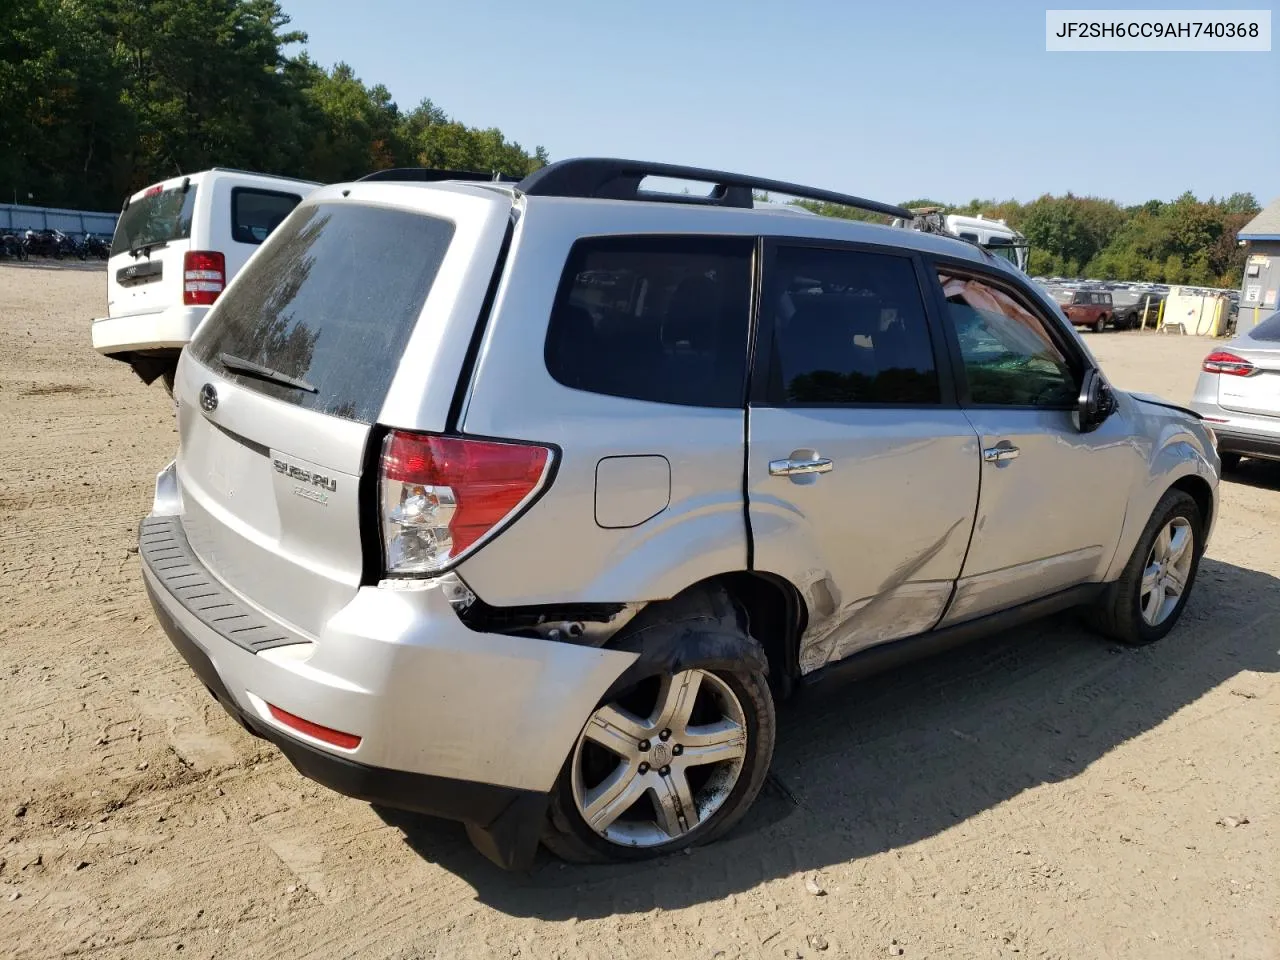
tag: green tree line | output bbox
[1,0,1262,289]
[796,190,1260,288]
[0,0,547,213]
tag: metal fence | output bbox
[0,202,118,237]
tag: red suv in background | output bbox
[1051,287,1113,333]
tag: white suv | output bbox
[91,167,319,390]
[135,159,1220,870]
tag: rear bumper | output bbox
[139,466,637,868]
[147,583,546,867]
[91,305,209,356]
[1214,428,1280,460]
[1190,401,1280,461]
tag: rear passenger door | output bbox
[747,241,982,674]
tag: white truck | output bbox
[893,209,1030,272]
[91,168,320,391]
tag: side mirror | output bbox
[1077,368,1114,433]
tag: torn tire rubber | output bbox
[542,587,776,863]
[1089,488,1203,646]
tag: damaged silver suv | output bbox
[138,159,1219,869]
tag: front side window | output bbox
[544,236,753,407]
[939,271,1078,407]
[232,188,303,245]
[761,246,939,405]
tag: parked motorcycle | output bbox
[23,228,82,259]
[0,233,29,260]
[81,233,110,261]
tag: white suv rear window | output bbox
[187,202,455,423]
[110,184,197,256]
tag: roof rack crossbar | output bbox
[515,158,914,221]
[356,167,519,184]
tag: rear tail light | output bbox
[379,431,552,575]
[1202,351,1256,377]
[183,250,226,306]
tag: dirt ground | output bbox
[1,261,1276,960]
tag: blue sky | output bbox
[282,0,1277,207]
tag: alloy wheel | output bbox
[570,669,748,848]
[1140,516,1194,626]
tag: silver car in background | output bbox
[1191,311,1280,469]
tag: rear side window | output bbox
[110,184,198,256]
[188,202,455,423]
[759,245,940,405]
[1249,311,1280,341]
[232,188,302,245]
[544,236,753,407]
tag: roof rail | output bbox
[515,158,914,221]
[356,167,519,184]
[207,167,321,185]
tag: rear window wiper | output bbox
[218,353,318,393]
[129,240,169,258]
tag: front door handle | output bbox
[982,443,1021,463]
[769,457,834,477]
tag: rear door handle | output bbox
[982,444,1021,463]
[769,457,834,477]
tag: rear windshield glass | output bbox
[187,202,455,423]
[1249,311,1280,341]
[111,184,198,256]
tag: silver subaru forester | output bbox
[138,158,1220,870]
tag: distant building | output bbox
[1238,197,1280,323]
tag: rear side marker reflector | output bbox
[267,703,361,750]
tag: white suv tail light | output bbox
[379,431,552,575]
[183,250,226,306]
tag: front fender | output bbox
[1101,416,1219,581]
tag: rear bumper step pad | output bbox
[138,516,305,653]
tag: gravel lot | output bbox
[1,262,1276,960]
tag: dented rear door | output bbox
[747,240,980,674]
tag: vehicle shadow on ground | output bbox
[1225,458,1280,491]
[377,557,1280,918]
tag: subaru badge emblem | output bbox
[199,382,218,413]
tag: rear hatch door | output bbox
[1217,337,1280,419]
[107,175,200,321]
[174,187,506,637]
